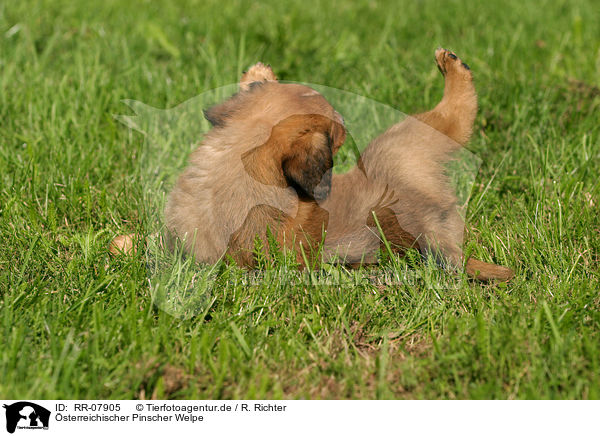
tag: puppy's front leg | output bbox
[226,202,329,268]
[226,204,287,267]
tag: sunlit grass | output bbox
[0,0,599,399]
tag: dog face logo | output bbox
[2,402,50,434]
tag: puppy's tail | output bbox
[466,257,514,282]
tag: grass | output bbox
[1,0,599,399]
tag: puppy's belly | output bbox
[320,170,386,263]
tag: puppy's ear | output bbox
[330,112,346,154]
[240,118,334,198]
[204,90,247,127]
[240,62,277,92]
[242,114,345,201]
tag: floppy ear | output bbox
[240,120,333,198]
[330,112,346,154]
[240,62,277,91]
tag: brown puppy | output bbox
[161,52,513,280]
[164,63,345,266]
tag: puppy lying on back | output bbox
[163,52,513,281]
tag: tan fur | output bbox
[240,62,277,91]
[164,65,345,266]
[322,49,513,280]
[109,234,136,256]
[140,51,513,281]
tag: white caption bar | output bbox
[1,400,597,435]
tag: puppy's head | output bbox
[207,63,346,201]
[274,113,344,201]
[241,113,345,201]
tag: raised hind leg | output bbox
[414,48,478,145]
[415,48,513,280]
[358,48,513,281]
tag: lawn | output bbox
[1,0,599,399]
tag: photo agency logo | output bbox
[2,402,50,433]
[114,53,514,319]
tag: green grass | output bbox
[1,0,599,399]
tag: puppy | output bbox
[162,52,513,280]
[164,63,345,266]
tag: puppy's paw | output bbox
[434,48,472,78]
[466,258,515,282]
[240,62,277,91]
[109,233,136,256]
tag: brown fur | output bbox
[321,49,513,280]
[159,51,513,281]
[164,64,345,267]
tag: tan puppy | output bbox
[156,52,513,280]
[164,63,345,266]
